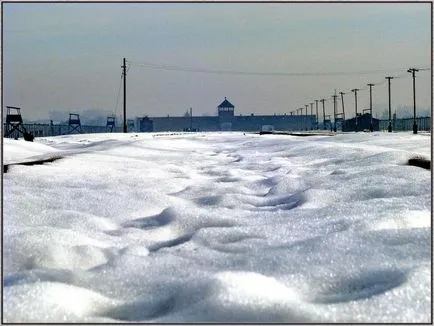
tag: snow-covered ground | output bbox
[3,131,432,323]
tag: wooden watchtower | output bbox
[67,113,82,134]
[4,106,34,141]
[106,116,116,132]
[4,106,24,138]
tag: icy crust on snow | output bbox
[3,132,431,323]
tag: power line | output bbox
[124,59,430,125]
[128,60,419,77]
[326,71,415,99]
[284,67,430,109]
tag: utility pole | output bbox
[339,92,345,120]
[310,103,314,130]
[321,99,326,130]
[407,68,419,134]
[122,57,127,133]
[305,104,309,131]
[351,88,359,131]
[385,77,394,132]
[315,100,319,130]
[190,107,193,131]
[367,83,375,132]
[332,91,338,132]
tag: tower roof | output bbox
[218,97,234,109]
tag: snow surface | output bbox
[3,131,432,323]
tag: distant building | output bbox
[138,116,154,132]
[218,97,235,131]
[342,113,379,132]
[135,98,316,132]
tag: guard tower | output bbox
[138,116,153,132]
[218,97,234,131]
[106,116,116,132]
[5,106,24,138]
[4,106,34,141]
[67,113,82,134]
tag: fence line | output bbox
[378,117,431,132]
[3,117,431,139]
[3,123,124,139]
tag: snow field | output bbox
[3,131,431,322]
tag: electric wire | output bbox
[311,68,429,108]
[128,60,418,77]
[125,59,430,118]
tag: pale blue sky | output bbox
[3,2,432,120]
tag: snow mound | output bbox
[3,132,431,323]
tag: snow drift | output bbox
[3,131,431,323]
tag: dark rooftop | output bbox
[218,97,234,108]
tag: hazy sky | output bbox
[3,2,432,121]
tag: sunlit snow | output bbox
[3,131,431,323]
